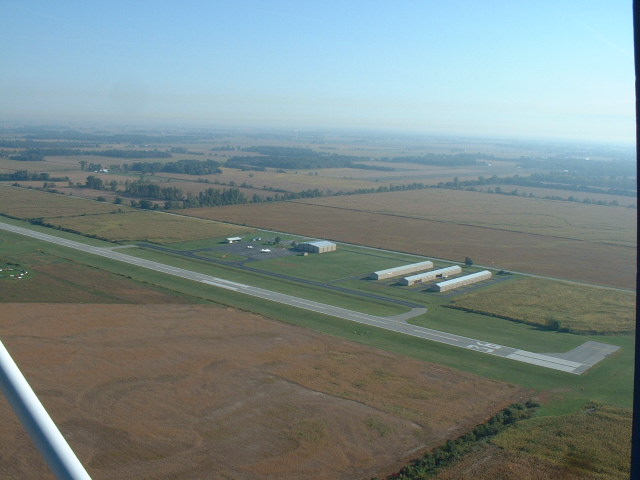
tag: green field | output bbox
[96,245,409,317]
[252,248,430,283]
[449,277,635,334]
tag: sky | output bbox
[1,1,635,144]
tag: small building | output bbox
[370,260,434,280]
[297,240,337,254]
[431,270,492,292]
[226,236,242,243]
[399,265,462,286]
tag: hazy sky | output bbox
[1,1,635,143]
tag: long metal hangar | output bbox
[370,260,434,280]
[430,270,492,292]
[297,240,337,254]
[399,265,462,286]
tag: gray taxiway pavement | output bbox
[0,221,619,374]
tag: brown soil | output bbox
[179,202,636,289]
[0,304,524,480]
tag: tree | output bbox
[274,236,282,245]
[464,256,474,266]
[545,317,563,331]
[85,175,104,190]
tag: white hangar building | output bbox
[431,270,492,292]
[297,240,337,254]
[370,260,433,280]
[399,265,462,286]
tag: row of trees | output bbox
[228,145,396,171]
[0,170,68,182]
[378,401,540,480]
[383,152,487,166]
[128,158,222,175]
[438,173,636,199]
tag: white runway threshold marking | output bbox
[0,221,620,374]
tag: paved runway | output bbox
[0,221,619,374]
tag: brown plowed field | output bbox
[179,202,636,289]
[0,304,523,480]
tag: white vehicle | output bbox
[247,245,253,249]
[260,248,271,253]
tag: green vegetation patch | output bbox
[123,246,407,316]
[492,402,631,480]
[449,277,635,334]
[253,249,420,283]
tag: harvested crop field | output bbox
[41,210,253,243]
[0,185,129,218]
[0,304,524,480]
[296,189,637,247]
[179,202,636,289]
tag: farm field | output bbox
[0,216,634,478]
[471,184,636,207]
[310,159,527,184]
[0,185,131,218]
[0,132,635,479]
[295,189,637,246]
[0,186,253,243]
[179,202,636,289]
[41,211,252,243]
[0,303,524,480]
[430,403,632,480]
[449,277,635,334]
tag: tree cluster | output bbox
[227,145,389,170]
[128,158,222,175]
[384,152,485,166]
[9,148,173,161]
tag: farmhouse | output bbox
[370,260,434,280]
[297,240,337,254]
[399,265,462,286]
[431,270,492,292]
[226,236,242,243]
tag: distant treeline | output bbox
[437,173,636,197]
[0,140,93,149]
[517,156,636,177]
[227,146,392,170]
[0,170,68,182]
[22,130,211,144]
[383,152,486,166]
[128,159,222,175]
[7,148,173,161]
